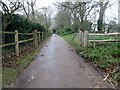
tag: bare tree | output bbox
[97,1,109,33]
[37,7,52,30]
[21,0,30,20]
[0,0,22,44]
[54,9,71,30]
[55,1,96,32]
[27,0,36,21]
[97,0,118,33]
[0,0,22,30]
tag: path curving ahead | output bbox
[14,34,111,88]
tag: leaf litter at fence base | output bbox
[2,36,51,88]
[2,43,34,67]
[2,42,34,88]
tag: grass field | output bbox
[63,34,120,87]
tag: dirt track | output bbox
[13,34,112,88]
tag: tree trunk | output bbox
[97,2,108,33]
[97,2,104,33]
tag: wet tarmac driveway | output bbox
[13,34,112,88]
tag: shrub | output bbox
[57,27,73,36]
[4,14,46,43]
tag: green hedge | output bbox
[57,27,73,36]
[4,14,46,43]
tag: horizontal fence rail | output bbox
[0,42,15,47]
[89,32,120,36]
[18,33,33,35]
[89,39,120,42]
[19,38,33,44]
[1,30,45,56]
[0,31,15,34]
[78,30,120,47]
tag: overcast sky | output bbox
[1,0,119,23]
[35,0,118,23]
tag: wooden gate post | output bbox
[33,30,38,48]
[15,30,19,56]
[38,31,40,43]
[79,30,82,46]
[42,32,44,40]
[83,30,88,47]
[79,30,84,46]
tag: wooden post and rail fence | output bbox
[0,30,45,56]
[78,30,120,47]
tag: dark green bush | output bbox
[57,27,73,36]
[4,14,46,43]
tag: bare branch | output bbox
[0,1,10,14]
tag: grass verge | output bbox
[63,34,120,87]
[2,36,51,88]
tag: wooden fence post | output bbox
[33,30,38,48]
[79,30,84,46]
[83,30,88,47]
[79,30,82,46]
[44,32,46,39]
[38,32,40,43]
[42,32,44,40]
[15,30,19,56]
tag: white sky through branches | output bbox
[35,0,118,23]
[1,0,118,23]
